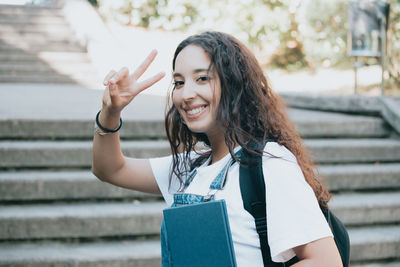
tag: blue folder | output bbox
[163,199,237,267]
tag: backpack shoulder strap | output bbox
[239,149,283,267]
[239,144,348,267]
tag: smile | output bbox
[187,106,206,115]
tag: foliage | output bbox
[269,11,309,71]
[388,0,400,87]
[299,0,349,68]
[95,0,400,83]
[96,0,295,66]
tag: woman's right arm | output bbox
[92,50,165,194]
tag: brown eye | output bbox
[173,81,184,88]
[197,76,210,82]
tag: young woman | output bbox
[92,31,342,266]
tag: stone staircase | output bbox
[0,4,98,87]
[0,104,399,266]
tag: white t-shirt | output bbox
[150,142,332,266]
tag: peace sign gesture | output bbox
[102,50,165,115]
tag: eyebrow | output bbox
[173,68,210,78]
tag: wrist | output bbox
[96,109,122,134]
[101,105,122,118]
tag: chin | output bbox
[185,122,206,133]
[186,121,217,136]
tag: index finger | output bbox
[135,71,166,94]
[131,49,158,80]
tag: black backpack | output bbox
[239,147,350,267]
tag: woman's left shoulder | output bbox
[262,142,297,163]
[261,141,307,185]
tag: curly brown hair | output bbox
[165,31,331,207]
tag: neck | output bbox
[207,129,231,165]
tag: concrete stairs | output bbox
[0,104,400,266]
[0,4,98,87]
[0,3,399,265]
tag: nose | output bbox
[181,81,197,100]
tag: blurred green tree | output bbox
[299,0,349,68]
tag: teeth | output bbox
[187,106,205,115]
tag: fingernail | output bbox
[103,81,108,85]
[110,78,116,83]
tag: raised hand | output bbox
[102,50,165,115]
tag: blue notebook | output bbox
[163,200,237,267]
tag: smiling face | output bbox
[172,45,222,137]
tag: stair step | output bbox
[349,225,400,262]
[0,119,165,140]
[0,226,398,265]
[0,31,79,41]
[0,74,97,84]
[0,63,96,76]
[1,34,82,46]
[1,194,398,240]
[0,22,72,32]
[0,14,67,24]
[1,164,399,201]
[0,51,91,63]
[320,163,400,191]
[289,109,390,138]
[1,139,398,169]
[0,5,63,17]
[0,114,389,139]
[330,192,400,225]
[0,201,166,240]
[0,37,83,49]
[1,191,398,240]
[0,170,159,201]
[304,139,400,164]
[0,140,171,168]
[0,240,161,267]
[0,42,86,52]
